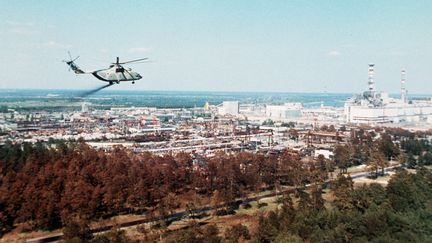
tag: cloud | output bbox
[38,41,71,49]
[9,28,38,35]
[327,50,342,57]
[6,20,35,27]
[6,20,38,35]
[128,47,152,53]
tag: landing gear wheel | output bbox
[132,81,135,84]
[109,81,113,85]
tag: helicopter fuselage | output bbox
[92,66,142,84]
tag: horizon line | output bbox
[1,88,432,97]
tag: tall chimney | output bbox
[401,69,407,103]
[368,63,375,92]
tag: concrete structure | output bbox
[344,65,432,124]
[218,101,240,116]
[265,103,302,119]
[314,149,334,159]
[400,69,408,104]
[81,102,90,113]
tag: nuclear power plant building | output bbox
[344,64,432,124]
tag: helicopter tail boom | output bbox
[63,51,87,74]
[66,60,85,74]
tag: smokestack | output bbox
[368,63,375,92]
[401,69,407,103]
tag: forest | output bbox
[1,128,432,242]
[0,140,320,238]
[156,169,432,243]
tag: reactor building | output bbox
[344,64,432,124]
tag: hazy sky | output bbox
[1,0,432,94]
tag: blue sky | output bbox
[1,0,432,93]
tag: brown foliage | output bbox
[0,142,315,235]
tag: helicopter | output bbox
[63,52,147,85]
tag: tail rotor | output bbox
[63,51,84,74]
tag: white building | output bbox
[314,149,334,159]
[218,101,240,116]
[265,103,302,120]
[345,98,432,124]
[302,106,344,122]
[81,102,90,113]
[344,64,432,124]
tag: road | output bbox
[350,165,399,180]
[25,165,401,243]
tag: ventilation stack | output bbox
[401,69,407,103]
[368,63,375,92]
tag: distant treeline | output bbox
[0,106,8,113]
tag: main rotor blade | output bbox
[80,83,114,97]
[120,60,153,65]
[68,51,72,60]
[115,57,148,64]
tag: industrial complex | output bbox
[344,64,432,124]
[1,64,431,156]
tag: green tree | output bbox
[310,185,325,211]
[262,119,274,126]
[367,151,388,178]
[407,153,417,168]
[332,174,354,211]
[277,194,296,232]
[333,145,351,174]
[386,170,430,212]
[396,152,408,167]
[317,154,326,172]
[419,151,432,166]
[351,144,370,166]
[253,214,278,243]
[378,134,400,160]
[297,190,313,212]
[90,228,134,243]
[164,228,200,243]
[273,232,302,243]
[202,225,222,243]
[225,224,250,242]
[281,122,295,128]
